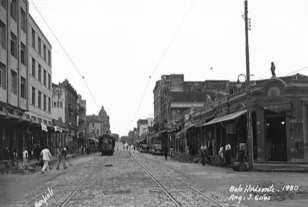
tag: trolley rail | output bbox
[130,151,232,207]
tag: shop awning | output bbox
[203,110,247,126]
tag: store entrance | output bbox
[265,111,287,161]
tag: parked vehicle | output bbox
[151,143,163,155]
[98,134,115,156]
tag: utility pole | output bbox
[244,0,254,169]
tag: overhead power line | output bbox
[29,0,99,109]
[133,0,195,123]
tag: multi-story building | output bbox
[77,94,86,149]
[59,79,78,151]
[153,74,230,130]
[86,115,103,138]
[98,106,110,134]
[0,0,30,159]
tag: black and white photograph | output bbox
[0,0,308,206]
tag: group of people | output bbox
[200,143,233,166]
[21,145,70,173]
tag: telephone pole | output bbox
[244,0,254,169]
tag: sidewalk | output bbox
[0,153,81,174]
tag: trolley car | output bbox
[98,134,115,156]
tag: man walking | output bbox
[40,146,52,173]
[56,147,67,170]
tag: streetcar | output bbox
[98,134,115,156]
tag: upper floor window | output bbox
[38,37,41,55]
[47,50,51,66]
[0,62,6,89]
[43,94,46,111]
[38,64,41,82]
[43,69,46,86]
[32,58,36,78]
[10,32,17,58]
[20,8,26,32]
[48,97,51,113]
[10,0,17,21]
[20,42,26,65]
[48,74,51,89]
[1,0,7,9]
[0,21,6,49]
[11,70,17,95]
[43,44,46,62]
[20,76,26,99]
[38,90,41,108]
[31,28,35,48]
[32,87,36,106]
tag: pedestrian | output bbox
[40,146,52,173]
[225,144,232,166]
[163,146,168,160]
[200,145,207,166]
[12,148,18,168]
[34,144,41,161]
[56,147,67,170]
[22,148,29,169]
[218,146,225,165]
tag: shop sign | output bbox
[41,123,48,132]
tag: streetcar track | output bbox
[131,151,229,207]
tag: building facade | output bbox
[178,74,308,167]
[153,74,230,130]
[98,106,110,134]
[0,0,30,160]
[86,115,103,138]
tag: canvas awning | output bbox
[203,110,247,126]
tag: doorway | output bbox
[265,111,287,161]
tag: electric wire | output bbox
[29,0,99,109]
[132,0,195,125]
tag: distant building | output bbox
[98,106,110,134]
[86,115,103,138]
[153,74,230,130]
[77,95,86,149]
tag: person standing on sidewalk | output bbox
[40,146,52,173]
[56,147,67,170]
[22,148,29,169]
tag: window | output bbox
[43,44,46,61]
[1,0,7,9]
[53,101,56,107]
[48,97,51,113]
[0,62,6,89]
[43,94,46,111]
[38,64,41,82]
[32,87,35,106]
[10,32,17,57]
[0,21,6,49]
[20,77,26,99]
[31,28,35,48]
[10,70,17,95]
[32,58,35,78]
[20,42,26,65]
[48,74,51,89]
[43,70,46,86]
[10,0,17,21]
[38,37,41,55]
[48,50,51,66]
[20,8,26,32]
[38,90,41,108]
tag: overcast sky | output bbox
[29,0,308,136]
